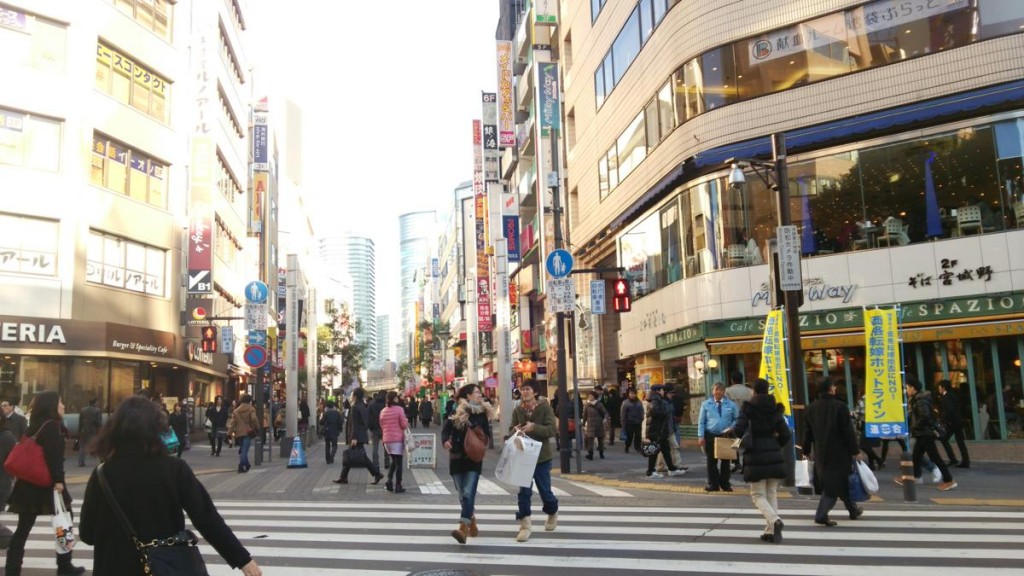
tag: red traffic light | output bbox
[201,326,218,353]
[610,278,631,312]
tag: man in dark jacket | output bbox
[620,388,644,453]
[0,400,27,439]
[367,391,389,470]
[77,399,103,467]
[902,378,957,491]
[419,398,434,428]
[645,385,686,478]
[802,378,862,526]
[320,400,344,464]
[603,387,622,447]
[937,379,970,468]
[334,388,383,485]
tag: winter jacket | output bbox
[802,394,858,497]
[909,390,937,438]
[320,407,344,440]
[80,450,252,575]
[939,390,963,428]
[347,399,372,444]
[646,393,673,440]
[206,403,230,430]
[379,405,409,444]
[620,398,644,426]
[7,419,71,515]
[0,429,15,507]
[733,395,791,483]
[510,397,556,464]
[583,400,607,438]
[604,394,623,427]
[227,402,259,439]
[442,399,494,475]
[367,396,386,434]
[168,411,188,441]
[78,404,103,439]
[419,401,434,422]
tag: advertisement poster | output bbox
[864,307,907,438]
[758,309,792,426]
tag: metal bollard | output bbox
[900,451,916,502]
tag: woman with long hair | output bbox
[79,396,261,575]
[206,395,229,456]
[441,384,494,543]
[379,390,410,493]
[168,401,188,458]
[4,391,84,575]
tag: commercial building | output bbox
[398,210,437,363]
[560,0,1024,455]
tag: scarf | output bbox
[449,398,495,430]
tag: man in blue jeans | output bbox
[509,380,558,542]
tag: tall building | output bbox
[398,211,436,363]
[347,235,377,362]
[561,0,1024,450]
[375,314,390,363]
[0,0,257,414]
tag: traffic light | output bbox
[610,277,631,313]
[201,326,218,353]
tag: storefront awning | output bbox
[658,341,706,361]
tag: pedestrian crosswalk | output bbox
[10,501,1024,575]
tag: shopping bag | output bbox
[404,428,417,453]
[848,470,870,502]
[931,463,942,484]
[52,491,75,553]
[494,431,542,488]
[161,429,180,454]
[855,460,879,494]
[713,436,738,460]
[794,459,813,489]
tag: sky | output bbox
[250,1,500,337]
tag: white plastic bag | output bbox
[855,460,879,494]
[52,491,75,553]
[931,463,942,484]
[794,459,813,489]
[404,428,417,453]
[495,431,542,488]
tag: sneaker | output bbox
[668,469,686,477]
[647,472,664,478]
[937,481,958,491]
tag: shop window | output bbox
[110,0,173,39]
[659,200,682,285]
[0,213,58,277]
[697,46,739,111]
[96,42,170,123]
[62,359,109,418]
[0,108,61,172]
[0,4,67,73]
[979,0,1024,38]
[847,0,976,70]
[616,111,646,181]
[5,356,61,407]
[110,360,141,411]
[619,211,661,298]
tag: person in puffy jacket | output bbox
[379,391,410,493]
[733,378,791,544]
[620,388,644,453]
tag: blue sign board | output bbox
[245,280,269,304]
[545,249,573,279]
[243,345,267,368]
[247,331,267,347]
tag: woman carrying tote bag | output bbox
[79,396,262,576]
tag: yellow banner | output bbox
[864,308,907,437]
[758,309,792,421]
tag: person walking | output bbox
[724,371,753,473]
[367,391,389,471]
[77,398,102,467]
[334,388,384,485]
[206,396,230,456]
[168,402,189,458]
[604,387,622,447]
[0,414,16,545]
[802,378,863,527]
[582,390,608,460]
[937,379,970,468]
[0,400,26,440]
[733,378,792,543]
[509,380,558,542]
[379,391,410,493]
[644,385,686,478]
[406,397,419,430]
[442,384,494,544]
[4,391,85,575]
[227,395,259,473]
[899,378,957,491]
[854,391,884,470]
[419,397,434,429]
[620,388,644,453]
[698,383,739,492]
[79,396,261,576]
[320,400,344,464]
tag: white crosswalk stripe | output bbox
[10,502,1023,575]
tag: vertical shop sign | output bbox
[864,307,907,438]
[758,309,792,426]
[496,41,515,147]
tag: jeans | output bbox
[703,432,732,488]
[451,470,481,524]
[624,423,642,452]
[325,436,338,463]
[238,435,252,470]
[749,479,781,533]
[940,424,970,465]
[516,460,559,520]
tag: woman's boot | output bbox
[451,521,470,544]
[468,515,479,537]
[56,551,86,575]
[515,517,532,542]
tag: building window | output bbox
[218,86,243,139]
[0,108,61,172]
[216,153,242,200]
[95,42,169,122]
[214,216,241,269]
[591,0,607,24]
[112,0,172,39]
[594,0,673,108]
[219,21,244,85]
[0,3,67,73]
[0,213,58,276]
[86,230,166,296]
[90,134,168,209]
[225,0,245,34]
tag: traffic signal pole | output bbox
[548,128,572,474]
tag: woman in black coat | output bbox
[206,395,230,456]
[733,378,792,544]
[79,396,262,576]
[441,384,494,543]
[5,391,83,575]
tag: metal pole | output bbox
[773,133,804,487]
[570,311,582,473]
[550,122,571,474]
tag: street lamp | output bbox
[726,133,805,485]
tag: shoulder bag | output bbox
[96,463,208,576]
[4,420,54,487]
[463,425,487,463]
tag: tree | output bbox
[318,299,367,390]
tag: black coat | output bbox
[7,418,71,515]
[419,401,434,421]
[0,430,16,505]
[367,397,385,434]
[605,394,623,427]
[939,390,962,428]
[320,408,344,440]
[909,391,937,438]
[802,394,859,496]
[441,400,493,475]
[734,395,791,483]
[206,404,230,429]
[347,399,371,444]
[646,394,673,440]
[168,412,188,440]
[80,451,252,575]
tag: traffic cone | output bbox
[286,435,308,469]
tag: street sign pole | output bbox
[547,127,572,475]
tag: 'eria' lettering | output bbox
[0,322,67,344]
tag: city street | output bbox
[8,436,1024,575]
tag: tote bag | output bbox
[494,431,542,487]
[4,421,53,487]
[52,490,76,553]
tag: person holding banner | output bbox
[802,378,863,527]
[734,378,792,543]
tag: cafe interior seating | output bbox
[726,244,746,267]
[957,205,984,235]
[876,217,909,246]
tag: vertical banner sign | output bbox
[864,308,907,438]
[496,41,515,148]
[187,137,214,294]
[538,63,559,137]
[252,111,269,171]
[504,215,521,262]
[482,93,499,183]
[758,309,793,427]
[473,120,486,251]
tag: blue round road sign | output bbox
[243,344,267,368]
[545,249,573,279]
[244,281,269,304]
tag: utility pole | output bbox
[549,128,571,474]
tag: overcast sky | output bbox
[250,1,500,336]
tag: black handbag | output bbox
[342,446,369,469]
[97,464,209,576]
[640,440,661,457]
